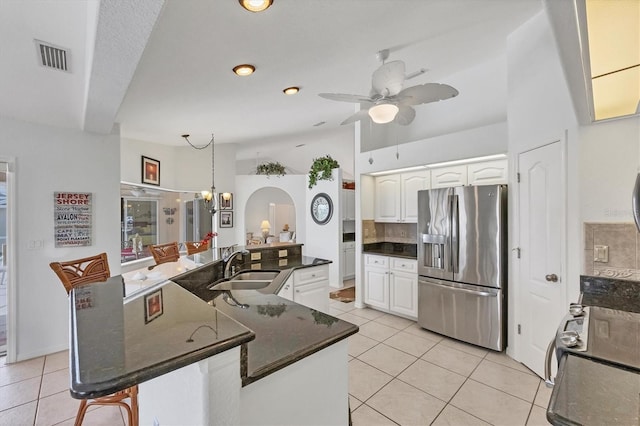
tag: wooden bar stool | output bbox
[49,253,139,426]
[185,241,209,255]
[149,241,180,267]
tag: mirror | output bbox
[120,182,212,263]
[244,187,296,244]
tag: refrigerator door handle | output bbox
[419,279,495,297]
[450,194,459,274]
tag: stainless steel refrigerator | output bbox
[417,185,507,351]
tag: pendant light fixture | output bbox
[182,133,217,216]
[239,0,273,13]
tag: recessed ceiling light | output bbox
[233,64,255,76]
[239,0,273,12]
[283,86,299,95]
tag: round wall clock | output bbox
[310,193,333,225]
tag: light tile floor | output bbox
[0,297,552,426]
[329,299,552,426]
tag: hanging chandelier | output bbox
[181,133,217,216]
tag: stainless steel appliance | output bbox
[417,185,507,351]
[546,304,640,425]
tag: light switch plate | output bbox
[594,245,609,263]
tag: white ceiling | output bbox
[1,0,542,155]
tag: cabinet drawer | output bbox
[364,254,389,268]
[390,258,417,273]
[295,264,329,285]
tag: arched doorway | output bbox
[245,187,296,244]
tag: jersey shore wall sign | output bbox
[54,192,93,247]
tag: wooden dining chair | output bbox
[149,241,180,266]
[185,241,208,255]
[49,253,139,426]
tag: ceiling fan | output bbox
[319,50,459,126]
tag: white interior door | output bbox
[518,141,566,377]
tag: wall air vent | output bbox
[35,40,70,72]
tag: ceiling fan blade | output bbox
[371,60,405,97]
[397,83,459,106]
[340,109,370,125]
[395,105,416,126]
[318,93,373,104]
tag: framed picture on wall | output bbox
[219,192,233,210]
[141,156,160,186]
[219,211,233,228]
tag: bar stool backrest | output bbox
[49,252,111,294]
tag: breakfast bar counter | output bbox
[71,247,358,425]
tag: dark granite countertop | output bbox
[70,277,254,399]
[548,354,640,426]
[209,291,357,386]
[70,250,356,398]
[173,253,357,386]
[579,275,640,313]
[363,242,417,259]
[547,275,640,425]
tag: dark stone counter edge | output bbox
[69,329,255,399]
[362,250,417,260]
[242,324,359,387]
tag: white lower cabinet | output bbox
[277,264,329,313]
[364,254,418,319]
[342,242,356,280]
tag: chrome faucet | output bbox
[223,249,249,278]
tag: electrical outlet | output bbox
[400,231,406,237]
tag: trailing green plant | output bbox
[308,155,340,189]
[256,161,286,177]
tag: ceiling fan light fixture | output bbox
[283,86,299,95]
[368,103,399,124]
[239,0,273,12]
[233,64,255,76]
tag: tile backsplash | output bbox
[362,220,417,244]
[584,222,640,280]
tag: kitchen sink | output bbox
[230,270,280,281]
[207,270,282,291]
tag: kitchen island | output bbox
[70,247,358,425]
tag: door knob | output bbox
[545,274,558,282]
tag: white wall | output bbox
[234,175,307,248]
[579,116,640,223]
[304,169,343,287]
[120,138,238,248]
[359,121,508,174]
[0,116,121,361]
[506,10,580,358]
[365,55,509,152]
[235,126,355,179]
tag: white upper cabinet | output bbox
[400,171,430,222]
[430,165,468,188]
[467,159,508,186]
[375,171,429,223]
[374,175,401,222]
[431,159,508,188]
[341,189,356,221]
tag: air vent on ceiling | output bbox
[35,40,70,72]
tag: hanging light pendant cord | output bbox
[182,133,217,215]
[181,134,213,150]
